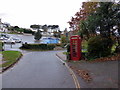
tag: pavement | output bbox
[0,53,2,73]
[56,51,119,88]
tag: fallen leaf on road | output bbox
[69,65,92,82]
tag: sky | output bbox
[0,0,88,31]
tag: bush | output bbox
[21,43,31,49]
[20,43,57,50]
[87,36,113,59]
[47,44,56,50]
[55,43,62,47]
[115,45,120,53]
[39,44,47,50]
[61,36,67,44]
[66,44,71,60]
[66,44,70,52]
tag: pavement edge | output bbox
[56,53,80,89]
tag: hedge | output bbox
[20,43,61,50]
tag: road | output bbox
[2,51,76,88]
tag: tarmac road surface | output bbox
[2,51,76,88]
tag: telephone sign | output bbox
[70,35,81,61]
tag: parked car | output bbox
[0,37,8,40]
[0,33,10,38]
[4,38,15,44]
[12,37,22,43]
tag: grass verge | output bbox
[63,52,69,55]
[1,51,22,71]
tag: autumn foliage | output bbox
[68,2,98,35]
[68,1,120,60]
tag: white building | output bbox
[30,25,61,37]
[0,19,10,32]
[31,28,54,37]
[0,19,4,31]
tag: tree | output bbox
[13,26,19,32]
[61,35,67,46]
[83,2,120,54]
[23,29,35,35]
[53,30,61,38]
[34,30,42,41]
[30,25,41,30]
[79,20,90,39]
[8,26,15,31]
[12,26,24,33]
[42,24,48,32]
[86,2,120,37]
[14,26,19,29]
[50,25,60,33]
[78,2,98,39]
[68,2,98,35]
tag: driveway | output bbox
[2,51,76,88]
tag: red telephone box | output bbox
[70,35,81,61]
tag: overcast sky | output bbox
[0,0,88,31]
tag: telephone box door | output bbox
[70,35,81,61]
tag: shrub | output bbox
[47,44,56,50]
[66,44,71,60]
[21,43,31,49]
[61,36,67,44]
[55,43,62,47]
[87,36,113,59]
[39,44,47,50]
[66,44,70,52]
[20,43,57,50]
[115,44,120,53]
